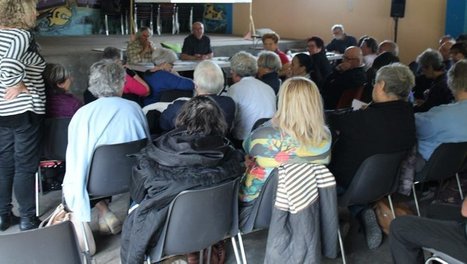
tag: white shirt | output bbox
[363,54,377,71]
[227,76,276,140]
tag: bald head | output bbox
[343,46,363,69]
[378,40,399,56]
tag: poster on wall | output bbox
[36,0,102,36]
[203,4,231,34]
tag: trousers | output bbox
[0,112,43,217]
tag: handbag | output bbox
[40,203,96,256]
[374,199,414,235]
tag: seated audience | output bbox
[450,42,467,63]
[103,47,150,102]
[62,59,149,233]
[322,46,366,109]
[289,53,323,86]
[159,60,235,132]
[307,36,332,81]
[257,50,282,94]
[390,198,467,263]
[180,22,213,60]
[227,51,276,142]
[262,32,290,77]
[377,40,399,57]
[43,63,82,118]
[326,24,357,54]
[360,37,378,70]
[413,49,454,113]
[239,77,331,215]
[142,48,195,106]
[439,39,455,70]
[121,96,245,264]
[126,27,156,64]
[328,63,416,249]
[439,34,455,45]
[362,51,400,102]
[415,59,467,166]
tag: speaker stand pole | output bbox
[393,17,399,43]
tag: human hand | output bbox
[4,82,28,100]
[461,198,467,217]
[337,62,351,72]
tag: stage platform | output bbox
[37,34,304,95]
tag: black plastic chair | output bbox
[35,117,71,216]
[423,247,464,264]
[412,142,467,216]
[159,89,193,103]
[146,178,241,264]
[86,138,148,198]
[0,221,83,264]
[338,151,408,219]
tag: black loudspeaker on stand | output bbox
[390,0,406,43]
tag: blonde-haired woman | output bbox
[239,77,332,205]
[0,0,46,231]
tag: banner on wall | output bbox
[36,0,102,36]
[203,4,231,34]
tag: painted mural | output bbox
[36,0,102,36]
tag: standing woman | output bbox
[0,0,46,231]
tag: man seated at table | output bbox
[329,63,416,249]
[322,46,366,109]
[180,22,213,61]
[126,27,156,64]
[325,24,357,54]
[159,60,235,133]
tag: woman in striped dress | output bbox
[0,0,46,231]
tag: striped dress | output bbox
[0,29,46,117]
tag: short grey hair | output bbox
[152,48,178,65]
[378,40,399,57]
[416,48,444,71]
[257,51,281,72]
[230,51,258,77]
[332,24,344,32]
[375,63,415,100]
[448,59,467,93]
[194,61,225,94]
[88,59,125,98]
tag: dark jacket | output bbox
[322,66,366,109]
[120,128,245,264]
[328,100,416,189]
[311,52,332,86]
[259,72,281,95]
[325,35,357,54]
[413,73,454,113]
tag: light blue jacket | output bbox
[63,97,149,222]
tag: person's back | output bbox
[228,77,276,140]
[142,70,194,106]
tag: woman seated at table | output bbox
[121,96,245,263]
[239,77,332,219]
[142,48,195,106]
[43,63,82,118]
[63,59,149,234]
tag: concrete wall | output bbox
[233,0,446,64]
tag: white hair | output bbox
[194,61,225,94]
[88,59,125,97]
[332,24,344,32]
[152,48,178,65]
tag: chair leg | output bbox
[104,14,109,36]
[456,173,464,200]
[35,169,40,217]
[412,183,421,216]
[387,194,396,219]
[425,256,450,264]
[237,232,248,264]
[206,246,212,264]
[230,236,242,264]
[199,249,204,264]
[338,229,346,264]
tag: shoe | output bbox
[360,208,382,249]
[0,214,12,231]
[19,216,40,231]
[99,210,121,235]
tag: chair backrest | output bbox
[336,85,365,109]
[339,151,407,206]
[42,118,71,160]
[148,178,239,262]
[416,142,467,183]
[159,89,193,102]
[251,118,271,132]
[241,169,278,233]
[0,221,82,264]
[87,138,147,197]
